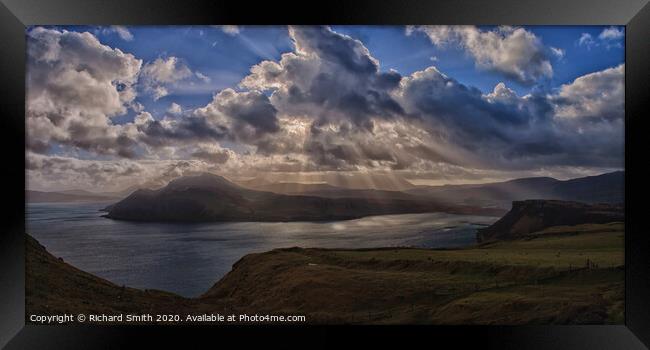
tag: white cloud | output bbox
[578,27,624,50]
[483,82,518,104]
[599,26,624,40]
[553,64,624,120]
[195,71,211,83]
[407,25,553,84]
[111,26,134,41]
[142,57,192,84]
[140,57,193,100]
[550,47,565,58]
[578,33,596,49]
[167,102,182,115]
[134,112,154,125]
[215,25,240,35]
[26,27,142,157]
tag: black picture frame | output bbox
[1,0,648,348]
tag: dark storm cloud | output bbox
[67,122,138,158]
[190,149,230,164]
[133,88,281,151]
[214,89,280,138]
[137,117,228,147]
[241,26,404,130]
[398,66,623,169]
[192,89,281,148]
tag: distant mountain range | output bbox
[103,173,503,222]
[404,171,624,209]
[241,171,623,209]
[29,171,624,220]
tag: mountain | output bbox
[104,173,503,222]
[406,171,624,209]
[26,190,118,203]
[476,200,624,243]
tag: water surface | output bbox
[27,202,498,297]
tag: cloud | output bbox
[400,63,623,169]
[578,27,624,50]
[552,64,624,121]
[578,33,596,49]
[599,26,624,40]
[407,26,554,84]
[241,26,403,131]
[216,25,240,35]
[195,71,211,83]
[26,152,146,191]
[193,88,280,143]
[26,26,625,191]
[550,47,565,58]
[167,102,182,115]
[111,26,134,41]
[140,57,193,100]
[142,57,192,83]
[235,26,623,172]
[190,144,232,164]
[26,27,142,157]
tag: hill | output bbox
[104,173,502,222]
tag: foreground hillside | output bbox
[27,221,623,324]
[204,222,623,324]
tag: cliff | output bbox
[476,200,624,243]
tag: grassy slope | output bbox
[203,223,624,324]
[26,222,623,324]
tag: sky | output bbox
[25,25,625,191]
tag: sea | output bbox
[27,201,499,297]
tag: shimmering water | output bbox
[27,202,498,297]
